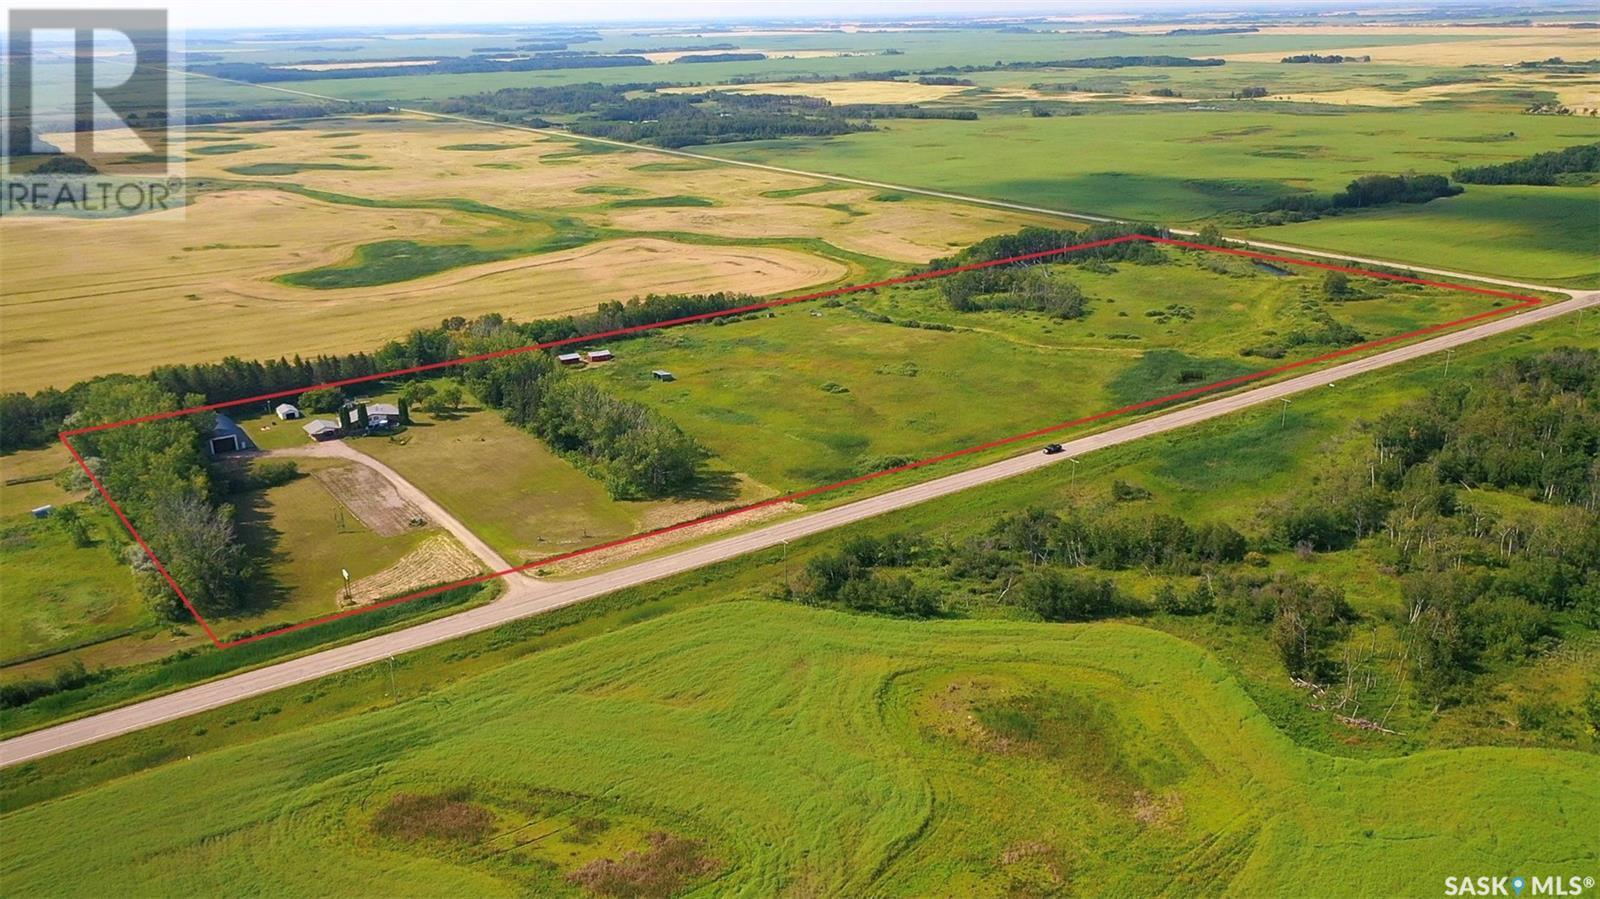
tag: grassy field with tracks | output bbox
[4,600,1594,896]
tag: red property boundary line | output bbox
[60,235,1543,649]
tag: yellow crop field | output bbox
[0,114,1064,390]
[660,79,970,104]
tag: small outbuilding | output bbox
[557,352,584,366]
[586,349,614,363]
[207,413,257,456]
[652,370,675,381]
[31,505,53,519]
[274,403,302,420]
[367,403,401,430]
[303,419,341,441]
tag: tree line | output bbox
[459,347,707,499]
[923,223,1169,318]
[1263,173,1462,217]
[432,83,976,149]
[0,290,764,452]
[1452,142,1599,185]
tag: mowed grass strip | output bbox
[2,602,1592,895]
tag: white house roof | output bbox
[367,403,400,416]
[303,419,340,434]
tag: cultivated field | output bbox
[710,110,1600,283]
[4,601,1593,895]
[0,115,1066,392]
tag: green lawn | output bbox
[356,403,640,562]
[4,600,1593,896]
[357,397,770,566]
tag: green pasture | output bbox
[4,600,1593,896]
[594,252,1513,489]
[1255,184,1600,286]
[0,511,150,668]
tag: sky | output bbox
[11,0,1462,31]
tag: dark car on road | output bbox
[1042,443,1064,455]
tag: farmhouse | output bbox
[207,413,257,456]
[587,349,614,363]
[558,352,584,366]
[303,419,341,441]
[367,403,401,430]
[652,370,676,381]
[274,403,302,420]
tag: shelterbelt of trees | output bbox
[432,83,974,149]
[925,222,1168,318]
[1452,142,1600,186]
[788,348,1599,717]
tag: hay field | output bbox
[5,602,1593,895]
[658,79,969,103]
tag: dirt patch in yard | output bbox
[339,535,481,607]
[312,462,428,536]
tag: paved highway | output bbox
[3,288,1592,767]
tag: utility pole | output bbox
[387,655,396,697]
[1442,348,1455,379]
[1069,456,1080,491]
[1279,397,1291,428]
[341,567,350,605]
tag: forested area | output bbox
[1452,142,1600,185]
[787,348,1600,724]
[432,82,972,147]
